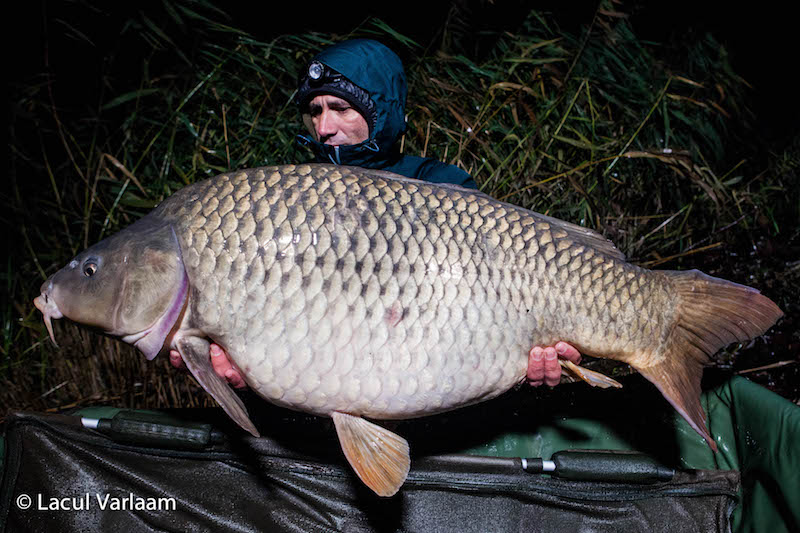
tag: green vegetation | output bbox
[5,1,798,414]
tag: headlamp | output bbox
[308,61,324,81]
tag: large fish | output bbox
[34,164,782,496]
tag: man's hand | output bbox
[169,344,247,389]
[527,342,581,387]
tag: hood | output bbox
[296,39,407,168]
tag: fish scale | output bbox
[152,164,659,418]
[35,163,782,495]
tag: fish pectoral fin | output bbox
[560,360,622,389]
[176,336,260,438]
[331,411,410,497]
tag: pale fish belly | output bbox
[186,226,534,418]
[223,294,531,419]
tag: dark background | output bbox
[7,0,799,144]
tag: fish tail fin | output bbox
[634,269,783,451]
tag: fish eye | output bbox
[83,262,98,277]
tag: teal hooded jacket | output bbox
[296,39,477,189]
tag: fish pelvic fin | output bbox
[176,336,260,438]
[332,411,410,497]
[637,269,783,452]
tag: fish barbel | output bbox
[34,164,783,496]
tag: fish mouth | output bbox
[34,286,63,347]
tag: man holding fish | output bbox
[168,39,582,389]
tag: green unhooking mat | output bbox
[1,375,797,532]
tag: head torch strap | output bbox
[296,62,377,134]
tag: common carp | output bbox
[34,164,782,496]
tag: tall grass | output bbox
[4,1,798,414]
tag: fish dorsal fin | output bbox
[347,166,626,261]
[530,212,626,261]
[332,411,410,497]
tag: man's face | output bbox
[308,94,369,146]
